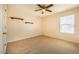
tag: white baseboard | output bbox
[44,34,79,44]
[7,34,42,43]
[7,34,79,44]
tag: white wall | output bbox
[7,5,42,42]
[42,7,79,43]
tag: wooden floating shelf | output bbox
[10,17,24,21]
[25,22,34,24]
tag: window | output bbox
[60,15,75,33]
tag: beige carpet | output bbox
[6,35,79,54]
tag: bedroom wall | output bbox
[42,7,79,43]
[7,5,42,42]
[7,5,79,43]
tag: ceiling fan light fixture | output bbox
[35,4,54,14]
[42,9,46,12]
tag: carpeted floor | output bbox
[6,35,79,54]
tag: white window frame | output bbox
[60,15,75,33]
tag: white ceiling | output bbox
[8,4,79,16]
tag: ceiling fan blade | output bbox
[37,4,45,9]
[46,4,53,8]
[34,9,42,11]
[46,9,52,12]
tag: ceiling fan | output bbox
[34,4,53,14]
